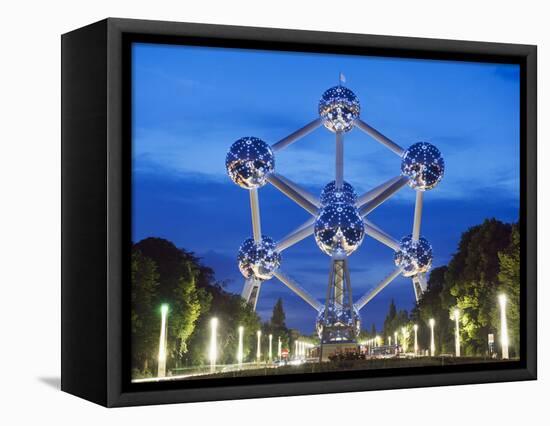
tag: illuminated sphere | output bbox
[394,235,433,277]
[320,180,357,206]
[318,86,360,133]
[316,304,361,342]
[225,137,275,189]
[238,236,281,280]
[401,142,445,191]
[314,203,365,256]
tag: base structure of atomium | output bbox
[225,77,445,349]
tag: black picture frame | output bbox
[61,17,537,407]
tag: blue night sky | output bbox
[131,42,520,335]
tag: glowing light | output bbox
[394,331,398,348]
[388,336,392,346]
[157,304,169,378]
[226,137,275,189]
[209,317,218,373]
[413,324,418,354]
[256,330,262,361]
[277,336,282,358]
[320,180,357,206]
[454,309,461,357]
[429,318,435,356]
[401,142,445,191]
[237,326,244,368]
[238,236,281,280]
[319,85,360,133]
[498,294,509,359]
[314,202,365,257]
[394,235,433,277]
[269,334,273,361]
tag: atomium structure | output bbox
[225,76,445,350]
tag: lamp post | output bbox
[256,330,262,362]
[294,340,298,359]
[278,336,282,359]
[429,318,435,356]
[237,325,244,368]
[499,294,509,359]
[413,324,418,355]
[454,309,461,357]
[394,331,398,352]
[269,334,273,361]
[209,317,218,373]
[388,336,391,346]
[158,304,169,378]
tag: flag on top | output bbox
[339,72,346,85]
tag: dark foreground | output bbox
[184,356,515,380]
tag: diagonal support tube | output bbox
[276,218,315,252]
[356,175,405,208]
[358,176,409,217]
[412,190,424,242]
[364,219,400,251]
[355,119,405,156]
[267,173,319,215]
[268,174,320,208]
[271,118,323,152]
[354,267,403,311]
[249,188,262,242]
[273,269,323,311]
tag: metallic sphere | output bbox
[394,235,433,277]
[238,236,281,280]
[401,142,445,191]
[314,202,365,257]
[225,137,275,189]
[320,180,357,206]
[319,86,360,133]
[316,304,361,342]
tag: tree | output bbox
[447,219,512,354]
[271,298,287,331]
[134,238,204,365]
[382,299,397,338]
[494,224,520,356]
[131,249,160,375]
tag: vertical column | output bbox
[335,132,344,188]
[412,191,424,241]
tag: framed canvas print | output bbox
[61,18,537,407]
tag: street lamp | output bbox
[209,317,218,373]
[269,334,273,361]
[278,336,282,359]
[388,336,391,346]
[499,294,509,359]
[413,324,418,354]
[429,318,435,356]
[454,309,461,357]
[256,330,262,362]
[394,331,398,351]
[237,325,244,368]
[158,304,169,378]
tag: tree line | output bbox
[131,237,300,378]
[378,218,520,357]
